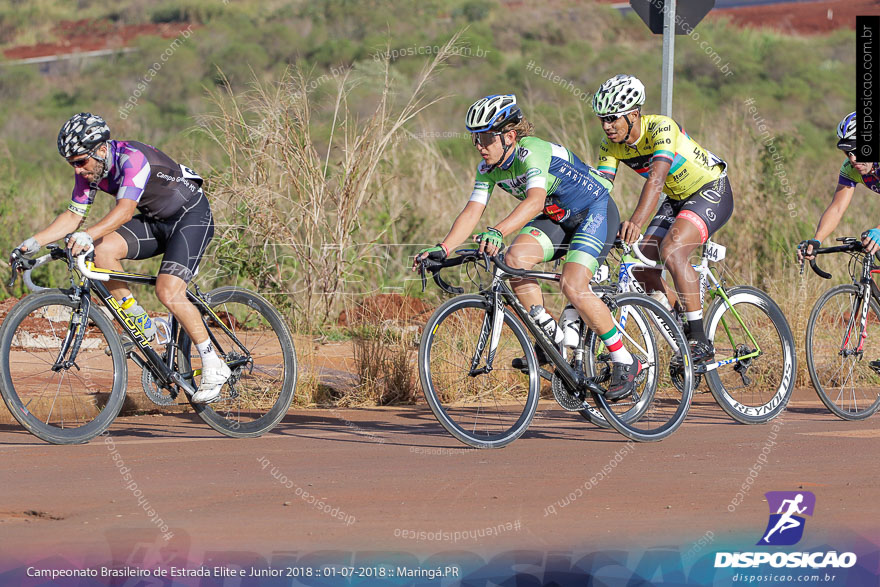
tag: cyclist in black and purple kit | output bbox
[12,113,228,403]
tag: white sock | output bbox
[196,339,223,370]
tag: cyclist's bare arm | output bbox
[621,159,671,243]
[813,183,854,243]
[439,200,486,252]
[492,187,546,236]
[31,210,85,248]
[80,198,138,243]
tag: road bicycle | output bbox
[1,244,297,444]
[605,238,796,424]
[416,248,694,446]
[802,237,880,420]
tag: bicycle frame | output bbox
[820,245,880,358]
[466,256,652,398]
[26,247,253,399]
[613,239,761,373]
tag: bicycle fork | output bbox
[469,291,505,376]
[53,293,91,372]
[840,282,872,358]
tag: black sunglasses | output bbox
[472,132,501,147]
[68,156,90,168]
[67,147,103,168]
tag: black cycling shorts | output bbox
[645,174,734,243]
[118,190,214,283]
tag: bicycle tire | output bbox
[704,286,796,424]
[805,284,880,420]
[590,293,694,442]
[0,290,127,444]
[580,292,657,428]
[419,294,539,449]
[179,286,297,437]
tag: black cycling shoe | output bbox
[870,359,880,374]
[605,359,643,402]
[512,343,549,371]
[689,340,715,365]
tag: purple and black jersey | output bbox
[69,140,203,220]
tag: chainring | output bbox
[551,369,588,412]
[141,362,179,406]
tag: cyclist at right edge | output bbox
[798,112,880,262]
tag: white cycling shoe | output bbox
[191,363,231,403]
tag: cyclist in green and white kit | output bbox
[413,94,639,399]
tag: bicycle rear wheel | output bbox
[590,293,694,442]
[179,286,297,437]
[805,284,880,420]
[0,291,127,444]
[419,295,539,448]
[704,286,796,424]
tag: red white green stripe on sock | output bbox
[599,326,633,363]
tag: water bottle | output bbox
[649,290,672,311]
[559,305,581,348]
[529,305,564,345]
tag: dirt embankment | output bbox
[2,19,196,61]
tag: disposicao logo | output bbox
[757,490,815,546]
[714,490,857,570]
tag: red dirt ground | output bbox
[2,19,197,61]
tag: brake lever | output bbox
[419,262,428,293]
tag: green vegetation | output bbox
[0,0,866,344]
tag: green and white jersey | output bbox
[469,136,612,213]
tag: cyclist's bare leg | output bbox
[658,220,703,314]
[632,234,679,308]
[559,262,614,334]
[155,273,209,344]
[93,232,133,301]
[506,234,546,313]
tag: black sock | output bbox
[687,320,709,345]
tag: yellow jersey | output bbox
[596,114,726,200]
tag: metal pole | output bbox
[661,0,675,117]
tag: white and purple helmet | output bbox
[57,112,110,158]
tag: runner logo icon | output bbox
[757,491,815,546]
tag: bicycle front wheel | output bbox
[805,284,880,420]
[0,291,127,444]
[704,286,796,424]
[419,295,539,449]
[179,286,297,437]
[590,293,694,442]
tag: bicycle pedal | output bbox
[869,360,880,375]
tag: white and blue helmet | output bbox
[465,94,523,133]
[837,111,857,151]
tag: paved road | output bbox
[1,386,878,571]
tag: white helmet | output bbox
[837,111,857,152]
[592,75,646,116]
[465,94,522,133]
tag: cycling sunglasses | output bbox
[472,132,501,147]
[597,109,637,124]
[67,148,103,168]
[68,156,91,168]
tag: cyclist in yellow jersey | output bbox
[799,112,880,261]
[592,75,734,363]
